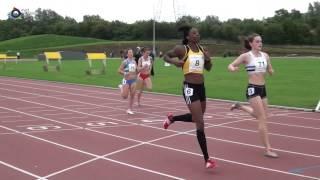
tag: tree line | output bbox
[1,2,320,45]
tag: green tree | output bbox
[199,15,222,39]
[176,15,201,28]
[263,23,285,44]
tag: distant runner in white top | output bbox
[136,47,153,107]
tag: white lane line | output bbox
[0,160,43,179]
[43,113,74,116]
[246,119,320,130]
[0,125,185,180]
[217,125,320,142]
[59,116,88,120]
[62,104,86,108]
[0,83,235,121]
[39,119,264,180]
[29,110,57,113]
[1,81,318,128]
[142,123,320,159]
[0,93,318,158]
[0,106,82,129]
[75,107,100,110]
[0,81,313,178]
[86,124,320,180]
[1,77,317,112]
[17,106,43,110]
[90,110,119,113]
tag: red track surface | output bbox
[0,77,319,180]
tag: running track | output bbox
[0,77,319,180]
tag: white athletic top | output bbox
[245,51,267,74]
[141,56,152,68]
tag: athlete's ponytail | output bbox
[244,33,260,50]
[178,25,192,45]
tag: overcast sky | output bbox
[0,0,316,23]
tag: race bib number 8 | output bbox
[189,55,204,72]
[247,87,255,96]
[184,87,194,97]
